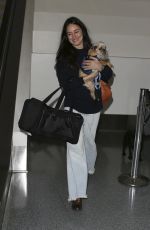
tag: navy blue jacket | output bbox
[56,48,113,114]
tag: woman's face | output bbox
[66,24,83,49]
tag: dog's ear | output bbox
[98,41,106,50]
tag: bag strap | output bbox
[55,90,65,109]
[42,87,73,111]
[42,87,66,109]
[43,87,61,103]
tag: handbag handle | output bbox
[42,87,66,110]
[43,87,61,103]
[55,90,65,109]
[42,87,74,111]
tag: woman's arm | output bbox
[80,58,113,83]
[101,65,113,83]
[55,60,84,92]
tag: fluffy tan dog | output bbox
[79,41,113,100]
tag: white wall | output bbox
[31,12,150,115]
[12,0,34,171]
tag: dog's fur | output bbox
[122,130,142,161]
[79,41,113,100]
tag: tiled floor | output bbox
[2,132,150,230]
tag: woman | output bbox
[55,17,113,210]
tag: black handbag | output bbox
[18,87,84,144]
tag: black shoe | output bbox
[71,198,82,210]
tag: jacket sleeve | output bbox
[101,65,113,83]
[55,60,84,92]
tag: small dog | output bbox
[122,130,142,161]
[79,41,113,100]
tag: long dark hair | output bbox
[55,17,92,69]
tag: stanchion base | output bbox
[118,174,149,187]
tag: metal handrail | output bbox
[118,88,149,187]
[131,89,146,179]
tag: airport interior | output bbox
[0,0,150,229]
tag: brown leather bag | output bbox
[100,80,112,105]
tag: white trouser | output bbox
[66,108,100,201]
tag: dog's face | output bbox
[88,41,109,61]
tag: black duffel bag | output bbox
[18,87,84,144]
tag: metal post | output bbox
[118,89,149,187]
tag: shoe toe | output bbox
[71,198,82,210]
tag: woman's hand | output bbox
[82,57,103,72]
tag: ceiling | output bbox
[34,0,150,18]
